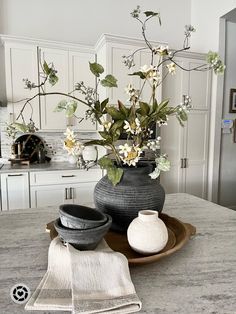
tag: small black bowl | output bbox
[54,214,112,250]
[59,204,107,229]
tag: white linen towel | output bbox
[25,237,142,313]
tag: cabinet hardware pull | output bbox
[184,158,188,168]
[180,158,184,168]
[8,174,23,177]
[65,188,69,200]
[70,187,74,199]
[61,175,75,178]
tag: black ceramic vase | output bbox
[94,162,165,233]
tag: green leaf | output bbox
[12,122,29,133]
[139,102,150,115]
[54,100,67,112]
[107,167,123,186]
[98,156,114,169]
[98,131,112,141]
[144,11,161,25]
[43,61,50,75]
[128,71,146,79]
[101,75,118,88]
[89,62,104,77]
[110,120,124,135]
[118,100,129,117]
[48,73,59,86]
[156,99,169,113]
[65,101,77,117]
[84,139,109,146]
[54,100,77,117]
[101,98,109,111]
[106,107,125,120]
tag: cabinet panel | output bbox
[30,169,102,186]
[39,47,69,130]
[71,182,97,205]
[31,185,72,208]
[31,182,96,208]
[160,115,184,193]
[109,46,139,105]
[188,61,211,110]
[1,173,30,210]
[69,51,96,131]
[5,43,40,127]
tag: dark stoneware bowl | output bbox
[54,214,112,250]
[59,204,107,229]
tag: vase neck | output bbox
[138,210,159,222]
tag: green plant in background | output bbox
[8,6,225,185]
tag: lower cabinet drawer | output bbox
[30,169,103,186]
[31,182,97,208]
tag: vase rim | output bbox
[138,210,159,221]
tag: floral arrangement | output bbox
[8,6,225,185]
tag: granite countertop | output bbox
[0,193,236,313]
[0,161,100,173]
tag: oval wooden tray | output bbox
[46,213,196,266]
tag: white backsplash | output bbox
[0,107,103,163]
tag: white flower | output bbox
[119,143,132,157]
[123,118,142,135]
[124,84,139,102]
[147,138,161,151]
[119,144,142,166]
[64,127,75,140]
[158,119,168,126]
[103,121,112,131]
[166,63,176,75]
[152,45,169,56]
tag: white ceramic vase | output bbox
[127,210,168,255]
[68,155,77,165]
[82,146,98,162]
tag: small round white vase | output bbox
[127,210,168,255]
[68,155,77,165]
[82,146,98,162]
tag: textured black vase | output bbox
[94,162,165,233]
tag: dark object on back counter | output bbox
[13,134,49,163]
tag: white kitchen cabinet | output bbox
[30,182,97,208]
[30,169,102,208]
[96,34,163,105]
[69,51,97,131]
[4,42,40,127]
[160,53,211,199]
[2,36,98,132]
[1,172,30,210]
[38,47,69,130]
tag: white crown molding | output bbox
[95,33,167,52]
[0,34,95,53]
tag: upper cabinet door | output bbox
[5,43,40,127]
[187,59,211,110]
[39,47,69,130]
[69,51,97,131]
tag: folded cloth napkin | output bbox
[25,237,142,313]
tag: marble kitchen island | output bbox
[0,193,235,314]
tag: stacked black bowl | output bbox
[54,204,112,250]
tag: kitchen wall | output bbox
[218,20,236,209]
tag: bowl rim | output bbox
[54,214,112,234]
[59,204,107,224]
